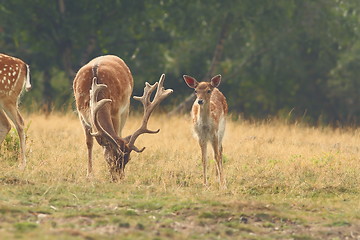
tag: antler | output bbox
[89,77,121,149]
[127,74,173,152]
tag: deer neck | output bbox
[197,101,211,123]
[93,113,123,148]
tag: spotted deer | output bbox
[183,74,228,187]
[0,53,31,169]
[73,55,173,181]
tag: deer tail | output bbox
[25,64,31,92]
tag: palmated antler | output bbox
[127,74,173,152]
[89,77,121,150]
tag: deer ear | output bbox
[210,75,222,88]
[183,75,198,89]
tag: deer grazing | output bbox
[183,74,228,187]
[73,55,173,181]
[0,53,31,169]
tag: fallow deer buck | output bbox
[73,55,173,181]
[0,53,31,169]
[183,74,228,187]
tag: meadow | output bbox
[0,112,360,239]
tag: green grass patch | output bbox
[199,210,232,219]
[327,220,351,227]
[14,222,38,233]
[291,235,316,240]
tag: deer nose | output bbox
[198,99,204,105]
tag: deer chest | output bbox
[194,120,215,140]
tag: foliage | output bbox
[1,0,360,123]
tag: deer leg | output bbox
[3,104,26,169]
[219,145,224,171]
[112,103,130,138]
[120,106,129,136]
[0,110,11,144]
[80,117,94,177]
[218,144,226,188]
[112,111,121,137]
[85,128,94,177]
[211,136,226,187]
[199,139,208,186]
[119,108,129,138]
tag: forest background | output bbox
[1,0,360,125]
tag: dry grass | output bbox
[2,112,360,195]
[1,112,360,239]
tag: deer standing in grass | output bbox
[73,55,173,181]
[183,74,228,187]
[0,53,31,169]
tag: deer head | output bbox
[88,73,173,180]
[183,74,221,106]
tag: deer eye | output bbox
[207,90,211,94]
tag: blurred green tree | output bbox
[0,0,360,124]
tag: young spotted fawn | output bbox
[183,74,228,187]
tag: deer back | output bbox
[0,54,30,101]
[73,55,133,125]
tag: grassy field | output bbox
[0,112,360,239]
